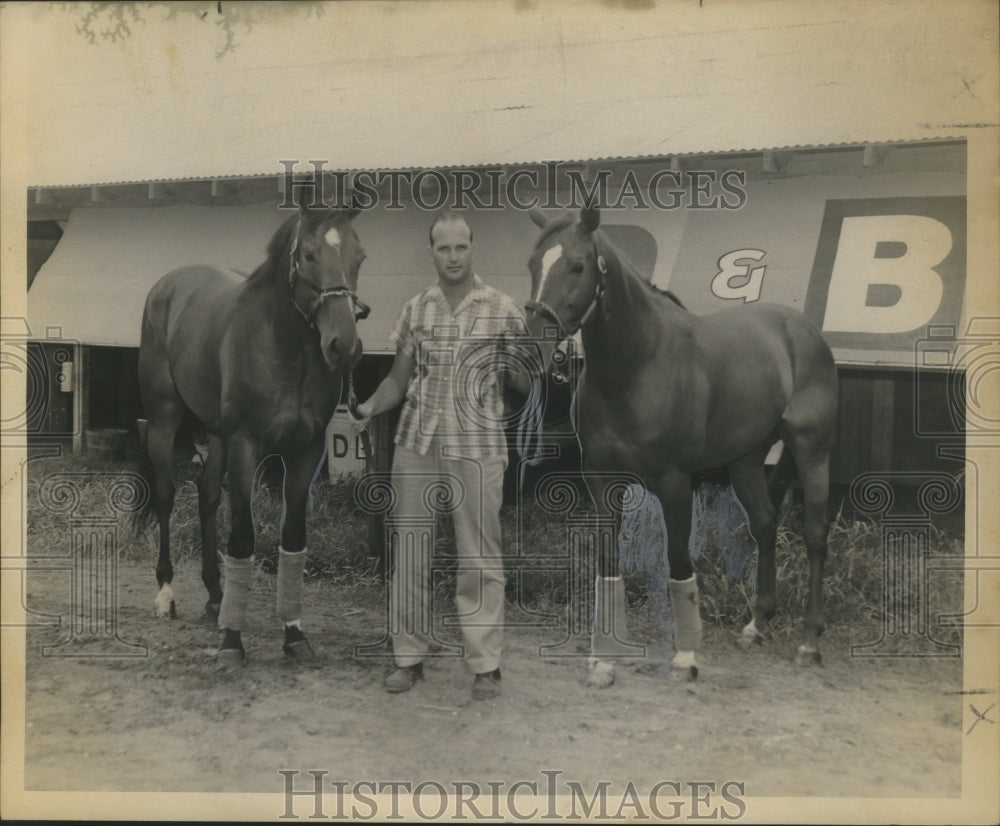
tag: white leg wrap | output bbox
[277,546,306,626]
[585,657,617,688]
[668,574,702,653]
[218,555,253,631]
[795,643,822,666]
[154,583,174,617]
[591,576,634,658]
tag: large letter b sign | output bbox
[806,197,966,353]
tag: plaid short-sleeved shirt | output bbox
[389,274,526,457]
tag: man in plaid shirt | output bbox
[354,211,530,700]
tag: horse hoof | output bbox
[739,619,764,648]
[205,602,221,622]
[795,646,822,667]
[216,647,247,668]
[153,586,176,618]
[674,665,698,682]
[283,639,316,664]
[584,660,616,688]
[283,625,316,664]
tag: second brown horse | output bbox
[524,205,838,685]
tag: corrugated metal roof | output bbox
[26,139,968,190]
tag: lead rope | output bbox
[345,371,374,471]
[516,375,545,494]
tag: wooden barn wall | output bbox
[831,370,896,483]
[830,367,964,487]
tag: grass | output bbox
[23,452,965,650]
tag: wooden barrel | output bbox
[86,427,130,461]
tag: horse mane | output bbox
[595,227,686,310]
[647,281,686,309]
[245,212,299,291]
[535,212,686,309]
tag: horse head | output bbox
[287,203,369,372]
[524,204,606,379]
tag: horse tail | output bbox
[767,441,798,512]
[131,438,160,536]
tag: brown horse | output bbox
[523,205,838,685]
[137,203,368,665]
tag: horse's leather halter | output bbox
[524,247,607,341]
[288,218,370,330]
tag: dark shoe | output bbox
[472,668,502,701]
[384,663,423,693]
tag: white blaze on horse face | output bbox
[535,243,563,301]
[323,227,341,248]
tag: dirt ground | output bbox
[20,556,964,808]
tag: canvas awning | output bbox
[28,204,287,348]
[26,202,536,352]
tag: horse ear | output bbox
[580,202,601,234]
[528,207,548,229]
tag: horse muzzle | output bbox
[319,329,363,372]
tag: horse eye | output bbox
[571,262,585,274]
[304,252,316,264]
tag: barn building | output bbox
[26,138,967,504]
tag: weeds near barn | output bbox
[685,496,964,653]
[23,454,965,651]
